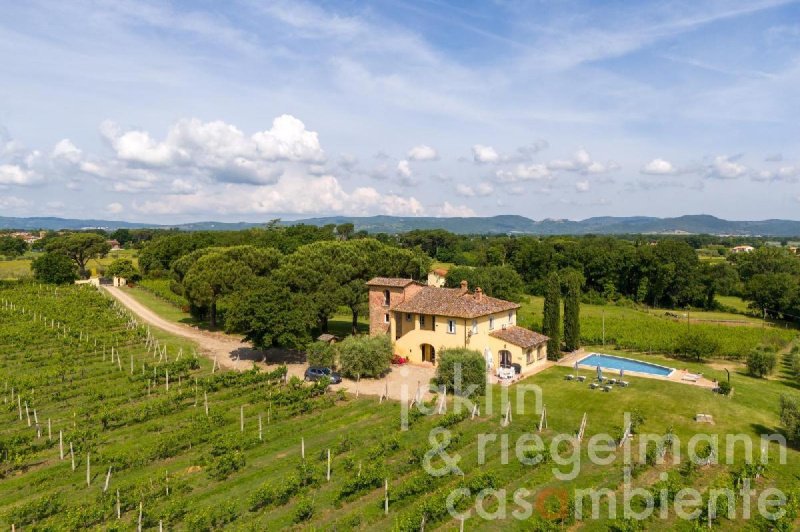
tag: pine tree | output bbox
[542,271,561,360]
[563,270,583,352]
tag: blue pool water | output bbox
[578,353,674,377]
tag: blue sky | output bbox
[1,0,800,223]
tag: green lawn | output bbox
[0,249,138,279]
[1,282,799,530]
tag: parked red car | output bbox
[392,354,408,365]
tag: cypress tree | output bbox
[542,271,561,360]
[563,271,583,352]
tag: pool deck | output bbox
[557,349,718,389]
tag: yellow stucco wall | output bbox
[390,309,547,371]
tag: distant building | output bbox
[106,239,122,251]
[10,231,42,245]
[427,267,448,287]
[730,245,754,254]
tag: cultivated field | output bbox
[1,282,799,530]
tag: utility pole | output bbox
[602,310,605,346]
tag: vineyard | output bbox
[519,297,796,359]
[1,282,799,530]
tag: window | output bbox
[489,316,495,330]
[406,313,413,322]
[526,349,534,365]
[384,313,390,323]
[471,320,478,334]
[383,290,390,306]
[420,315,426,326]
[447,319,456,334]
[509,311,514,324]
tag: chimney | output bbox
[475,287,484,302]
[460,280,468,294]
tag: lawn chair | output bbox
[564,374,574,381]
[576,375,586,382]
[618,380,629,387]
[589,383,598,390]
[602,385,612,392]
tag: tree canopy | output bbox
[45,233,110,279]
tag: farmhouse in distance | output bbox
[367,277,549,373]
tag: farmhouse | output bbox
[367,277,548,374]
[730,245,754,254]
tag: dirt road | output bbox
[103,285,434,399]
[103,286,285,372]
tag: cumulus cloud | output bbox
[0,164,38,186]
[435,202,476,217]
[456,182,494,197]
[51,139,83,165]
[100,114,324,185]
[752,165,800,183]
[397,160,411,177]
[407,144,438,161]
[472,144,499,164]
[132,172,425,217]
[706,155,747,179]
[547,148,619,174]
[575,179,590,192]
[641,158,677,175]
[495,163,551,183]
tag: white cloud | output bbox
[456,182,494,197]
[547,148,619,175]
[752,165,800,183]
[641,158,677,175]
[0,164,38,186]
[495,163,551,183]
[0,195,29,209]
[575,179,590,192]
[407,144,438,161]
[707,155,747,179]
[51,139,83,165]
[133,172,425,217]
[472,144,500,164]
[100,114,324,185]
[106,202,124,214]
[397,159,411,177]
[170,178,199,194]
[435,202,476,217]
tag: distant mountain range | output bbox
[3,214,800,236]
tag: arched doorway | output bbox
[499,350,512,367]
[421,344,436,364]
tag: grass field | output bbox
[0,249,138,280]
[519,297,796,359]
[1,282,799,530]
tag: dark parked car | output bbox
[304,367,342,384]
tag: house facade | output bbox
[367,277,548,374]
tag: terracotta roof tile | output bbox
[489,326,549,349]
[366,277,417,287]
[392,286,520,318]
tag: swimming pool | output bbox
[577,353,675,377]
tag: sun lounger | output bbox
[602,385,612,392]
[576,376,586,382]
[618,380,629,387]
[608,378,617,385]
[682,373,702,382]
[589,383,598,389]
[564,374,574,380]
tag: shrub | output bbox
[336,335,393,378]
[106,258,139,280]
[674,330,719,361]
[306,341,336,368]
[433,348,486,397]
[717,380,732,395]
[293,497,314,523]
[780,394,800,444]
[31,253,77,284]
[746,346,777,378]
